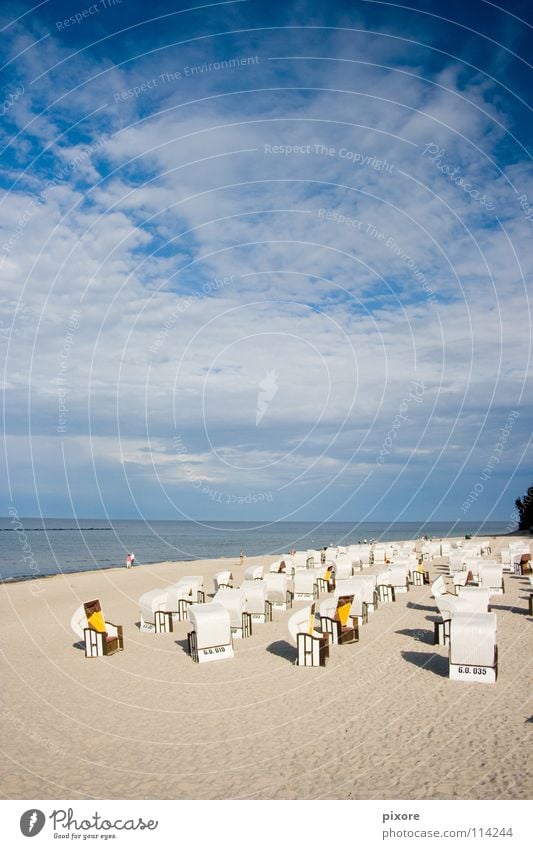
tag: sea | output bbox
[0,517,512,582]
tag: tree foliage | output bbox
[515,485,533,531]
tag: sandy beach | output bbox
[1,536,532,800]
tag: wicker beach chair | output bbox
[449,612,497,683]
[288,603,329,667]
[319,594,358,646]
[478,564,505,595]
[263,572,293,611]
[187,602,234,663]
[214,570,233,591]
[213,587,252,639]
[244,564,264,581]
[241,579,272,624]
[293,569,318,601]
[71,600,124,658]
[138,588,173,633]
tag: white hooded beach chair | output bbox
[288,603,329,666]
[449,612,497,683]
[166,576,205,621]
[187,602,234,663]
[263,572,293,611]
[138,588,173,633]
[293,569,318,601]
[346,574,378,614]
[214,570,233,591]
[71,600,124,658]
[213,588,252,639]
[333,554,353,582]
[242,580,272,624]
[244,564,264,581]
[434,590,490,645]
[431,575,450,599]
[376,571,395,603]
[478,564,505,595]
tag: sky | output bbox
[0,0,531,523]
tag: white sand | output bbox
[1,537,532,800]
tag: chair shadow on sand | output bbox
[401,650,448,678]
[72,640,85,651]
[407,601,436,612]
[266,640,296,663]
[396,627,434,645]
[174,638,189,654]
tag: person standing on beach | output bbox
[131,552,135,566]
[239,549,245,565]
[125,553,132,568]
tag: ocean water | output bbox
[0,517,512,581]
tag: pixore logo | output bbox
[20,809,46,837]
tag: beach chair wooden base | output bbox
[187,630,234,663]
[319,616,359,646]
[377,584,395,603]
[434,618,451,646]
[412,571,430,587]
[84,625,124,658]
[528,594,533,616]
[230,613,252,640]
[154,610,173,633]
[316,577,333,594]
[250,603,272,624]
[296,632,329,667]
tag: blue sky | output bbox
[0,0,531,522]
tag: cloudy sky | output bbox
[0,0,531,522]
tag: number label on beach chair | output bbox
[449,663,496,683]
[140,621,156,633]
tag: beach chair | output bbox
[288,603,329,667]
[410,561,430,586]
[333,555,353,582]
[166,576,205,622]
[478,564,505,595]
[293,569,318,601]
[319,595,358,646]
[453,569,473,594]
[138,588,173,633]
[263,573,293,611]
[430,575,449,598]
[434,589,490,645]
[449,612,497,683]
[214,570,233,591]
[242,580,272,624]
[331,578,371,625]
[213,588,252,639]
[376,571,396,603]
[244,564,264,581]
[71,600,124,658]
[187,603,234,663]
